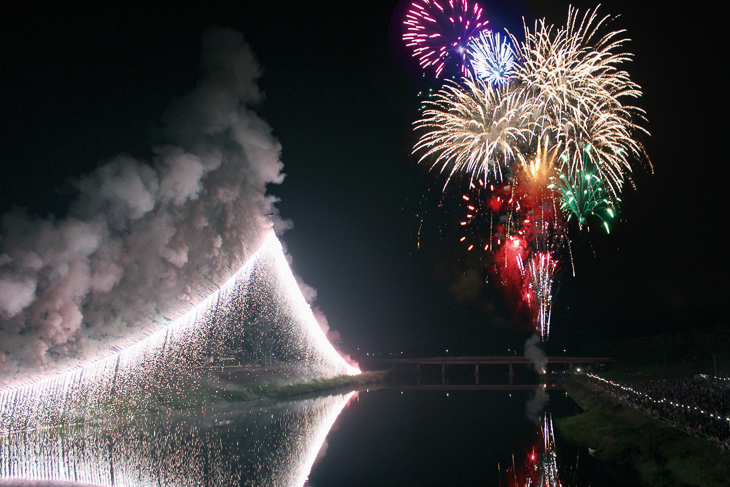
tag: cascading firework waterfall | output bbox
[0,232,359,433]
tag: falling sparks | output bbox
[548,152,618,232]
[526,253,557,341]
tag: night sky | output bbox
[1,0,727,364]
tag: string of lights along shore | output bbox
[403,0,651,341]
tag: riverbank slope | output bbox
[558,374,730,487]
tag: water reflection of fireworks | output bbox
[500,414,565,487]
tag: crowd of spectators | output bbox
[588,375,730,450]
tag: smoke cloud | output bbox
[523,335,549,423]
[0,27,290,384]
[448,268,484,303]
[523,333,547,373]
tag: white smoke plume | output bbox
[523,333,547,373]
[0,27,290,385]
[523,335,549,424]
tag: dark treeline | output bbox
[563,322,730,374]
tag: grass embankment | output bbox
[557,374,730,487]
[268,369,389,398]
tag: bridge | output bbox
[360,356,616,386]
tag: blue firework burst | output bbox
[467,31,517,84]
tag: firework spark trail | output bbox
[457,174,562,339]
[515,138,563,189]
[403,0,490,77]
[526,252,556,340]
[539,414,561,487]
[500,413,563,487]
[549,153,618,232]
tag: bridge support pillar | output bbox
[475,365,479,385]
[416,363,420,385]
[508,363,514,385]
[441,364,446,385]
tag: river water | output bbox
[308,387,616,486]
[0,387,619,487]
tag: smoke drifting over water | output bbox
[0,27,291,383]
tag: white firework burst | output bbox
[467,31,518,85]
[413,78,533,187]
[413,6,649,195]
[509,6,650,195]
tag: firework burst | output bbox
[515,137,563,189]
[467,31,518,85]
[509,6,649,195]
[549,153,618,233]
[411,6,649,340]
[413,78,533,187]
[413,6,649,193]
[403,0,490,78]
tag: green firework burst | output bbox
[549,154,619,233]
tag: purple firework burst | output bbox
[403,0,490,78]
